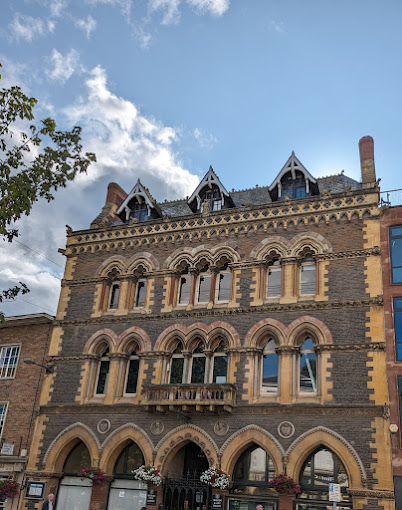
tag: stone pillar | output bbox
[89,480,110,510]
[146,483,164,510]
[277,493,295,510]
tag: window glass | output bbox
[217,272,231,301]
[130,202,148,222]
[262,339,278,392]
[191,357,206,383]
[0,346,20,378]
[198,274,211,303]
[114,442,144,476]
[267,260,282,297]
[391,227,402,284]
[170,357,184,384]
[300,338,316,392]
[135,280,147,307]
[63,442,91,474]
[126,359,139,394]
[96,348,110,395]
[109,283,120,309]
[0,403,8,439]
[394,298,402,361]
[300,258,316,295]
[178,276,191,305]
[233,445,274,484]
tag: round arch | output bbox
[44,423,100,473]
[154,425,219,475]
[220,425,284,475]
[100,424,154,475]
[286,427,365,489]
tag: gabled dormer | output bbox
[116,179,162,223]
[269,152,319,202]
[187,166,234,213]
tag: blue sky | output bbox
[1,0,401,316]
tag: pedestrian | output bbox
[42,493,55,510]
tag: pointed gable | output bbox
[116,179,162,223]
[269,152,319,201]
[187,166,234,213]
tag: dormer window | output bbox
[187,166,234,213]
[200,185,223,212]
[116,179,162,223]
[281,171,307,200]
[129,200,148,221]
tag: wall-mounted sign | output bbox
[25,481,46,500]
[0,443,14,455]
[212,494,223,510]
[146,489,157,506]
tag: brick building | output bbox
[23,136,394,510]
[380,197,402,507]
[0,314,54,510]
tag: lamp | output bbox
[23,358,54,374]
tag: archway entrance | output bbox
[164,443,211,510]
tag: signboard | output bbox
[195,492,203,503]
[0,443,14,455]
[146,489,157,506]
[212,494,223,510]
[328,483,341,502]
[25,481,46,500]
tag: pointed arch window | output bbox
[261,339,278,393]
[190,341,206,383]
[266,258,282,298]
[169,342,185,384]
[212,341,228,383]
[300,254,316,295]
[232,444,275,495]
[109,283,120,309]
[177,266,191,306]
[299,337,317,393]
[96,347,110,395]
[63,442,91,474]
[125,344,140,394]
[196,263,212,304]
[114,441,145,477]
[216,262,232,303]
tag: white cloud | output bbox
[86,0,132,22]
[74,15,97,38]
[9,14,46,42]
[49,0,69,18]
[148,0,181,25]
[187,0,229,16]
[45,49,80,83]
[270,20,285,33]
[194,128,218,150]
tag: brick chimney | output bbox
[359,136,376,188]
[106,182,127,208]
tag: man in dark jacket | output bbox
[42,493,55,510]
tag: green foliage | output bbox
[0,63,96,320]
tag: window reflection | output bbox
[170,342,184,384]
[191,341,206,383]
[262,339,278,393]
[300,338,316,393]
[114,441,145,477]
[232,445,274,495]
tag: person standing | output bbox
[42,493,55,510]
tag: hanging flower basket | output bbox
[133,465,162,486]
[0,479,19,499]
[268,473,301,495]
[77,466,109,484]
[200,467,229,489]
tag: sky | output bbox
[1,0,401,317]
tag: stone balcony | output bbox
[143,383,236,413]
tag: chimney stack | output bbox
[106,182,128,208]
[359,136,376,188]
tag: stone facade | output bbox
[22,137,394,510]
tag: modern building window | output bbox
[125,345,140,394]
[134,279,147,308]
[109,282,120,309]
[394,298,402,361]
[197,266,212,304]
[178,273,191,305]
[261,339,278,393]
[212,341,228,383]
[169,342,184,384]
[266,259,282,297]
[232,444,275,495]
[0,403,8,440]
[299,337,317,393]
[96,347,110,395]
[300,255,316,295]
[0,345,20,378]
[390,226,402,284]
[190,341,206,383]
[216,268,231,302]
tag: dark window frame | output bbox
[390,226,402,284]
[394,298,402,361]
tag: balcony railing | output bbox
[143,383,236,413]
[380,189,402,207]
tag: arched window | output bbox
[96,346,110,395]
[177,265,191,306]
[114,442,145,478]
[300,254,316,295]
[261,339,278,393]
[63,442,91,474]
[216,263,232,303]
[169,342,184,384]
[190,340,206,383]
[109,282,120,309]
[232,445,275,495]
[125,344,140,394]
[266,258,282,298]
[299,337,317,393]
[196,263,212,304]
[300,447,350,502]
[212,340,228,383]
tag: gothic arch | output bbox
[83,329,119,354]
[220,425,284,475]
[154,425,219,475]
[100,423,154,474]
[287,316,333,346]
[127,252,159,272]
[285,426,366,488]
[250,236,291,260]
[117,326,152,353]
[97,255,128,277]
[244,318,287,348]
[289,232,332,257]
[43,423,100,473]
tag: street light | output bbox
[23,358,55,374]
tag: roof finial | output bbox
[209,165,213,172]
